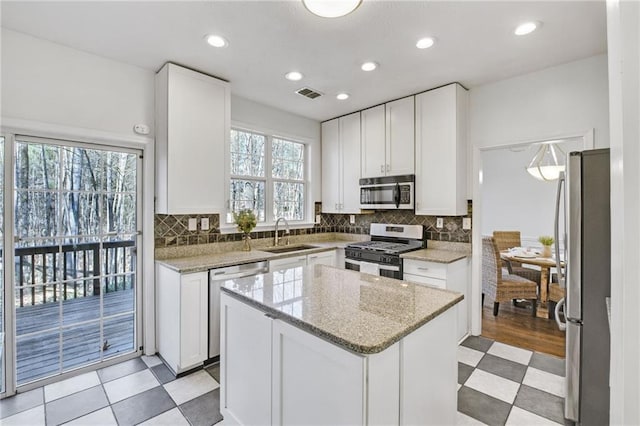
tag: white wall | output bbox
[1,28,155,137]
[606,0,640,423]
[230,94,322,218]
[469,54,609,149]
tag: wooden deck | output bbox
[15,289,136,385]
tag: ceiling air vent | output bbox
[296,87,323,99]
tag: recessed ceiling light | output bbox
[416,37,436,49]
[514,21,541,36]
[285,71,304,81]
[336,93,350,100]
[302,0,362,18]
[205,34,228,48]
[361,62,378,72]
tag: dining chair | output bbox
[492,230,542,284]
[548,281,566,320]
[482,237,538,316]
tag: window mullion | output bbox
[266,135,274,223]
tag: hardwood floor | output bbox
[481,299,566,358]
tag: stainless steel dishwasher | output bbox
[209,261,268,359]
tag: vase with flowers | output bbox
[233,209,257,251]
[538,235,554,258]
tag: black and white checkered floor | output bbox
[1,336,566,425]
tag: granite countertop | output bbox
[401,248,469,264]
[156,243,344,273]
[221,265,463,355]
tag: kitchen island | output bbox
[220,264,463,426]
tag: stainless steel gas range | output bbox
[345,223,424,279]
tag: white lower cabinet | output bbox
[306,250,336,267]
[268,250,336,272]
[403,258,470,342]
[220,292,457,426]
[156,265,208,374]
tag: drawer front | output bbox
[403,273,446,289]
[403,259,447,279]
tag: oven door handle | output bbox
[345,259,400,272]
[394,183,401,208]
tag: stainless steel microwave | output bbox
[359,175,415,210]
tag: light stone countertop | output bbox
[155,234,364,273]
[221,265,463,354]
[400,248,469,264]
[156,244,340,273]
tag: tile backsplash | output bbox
[154,201,472,249]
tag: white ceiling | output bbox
[0,0,607,122]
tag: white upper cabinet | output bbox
[321,112,361,214]
[415,83,468,216]
[361,97,415,178]
[361,105,386,178]
[155,63,230,214]
[385,97,415,176]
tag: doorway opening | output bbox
[478,136,584,358]
[10,136,142,388]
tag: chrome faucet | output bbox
[274,217,290,246]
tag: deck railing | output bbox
[12,240,136,307]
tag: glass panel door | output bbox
[13,138,140,386]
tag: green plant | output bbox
[233,209,257,234]
[538,235,554,246]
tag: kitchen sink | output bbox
[261,244,319,254]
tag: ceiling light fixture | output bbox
[302,0,362,18]
[285,71,304,81]
[336,93,349,100]
[361,61,378,71]
[416,37,436,49]
[526,142,565,181]
[514,21,541,36]
[205,34,229,48]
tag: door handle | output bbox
[393,183,401,208]
[555,298,566,331]
[554,172,565,287]
[380,164,384,173]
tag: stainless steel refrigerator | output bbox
[554,148,610,425]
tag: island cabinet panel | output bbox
[400,308,457,426]
[156,265,208,374]
[272,319,366,426]
[220,293,273,426]
[220,288,458,426]
[155,63,230,214]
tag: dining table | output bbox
[500,250,564,319]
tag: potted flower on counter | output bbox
[233,209,257,251]
[538,235,554,258]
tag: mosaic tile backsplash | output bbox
[155,201,472,249]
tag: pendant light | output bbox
[302,0,362,18]
[526,143,566,181]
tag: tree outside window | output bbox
[228,130,305,224]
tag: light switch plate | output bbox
[462,217,472,230]
[188,218,198,231]
[201,217,210,231]
[436,218,444,229]
[349,214,356,224]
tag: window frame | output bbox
[226,124,310,231]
